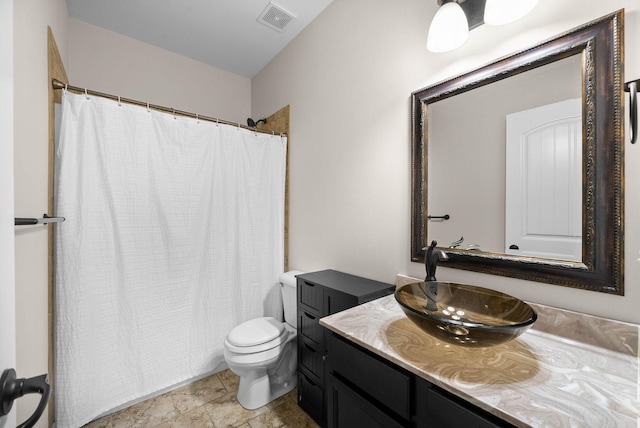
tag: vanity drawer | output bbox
[327,333,411,420]
[298,310,324,345]
[298,371,324,426]
[298,338,324,382]
[426,386,506,428]
[298,279,324,314]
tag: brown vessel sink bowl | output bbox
[395,282,537,347]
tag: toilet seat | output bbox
[225,317,292,354]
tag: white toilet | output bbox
[223,271,302,410]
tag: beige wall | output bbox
[1,0,16,426]
[67,18,251,124]
[252,0,640,324]
[14,0,68,426]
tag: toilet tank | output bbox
[280,270,304,328]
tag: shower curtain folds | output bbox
[54,90,287,428]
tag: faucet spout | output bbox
[425,240,448,282]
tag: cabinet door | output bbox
[298,279,324,314]
[327,373,404,428]
[298,371,324,426]
[324,288,356,316]
[298,338,324,383]
[298,310,324,346]
[327,332,411,419]
[426,386,508,428]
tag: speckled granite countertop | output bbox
[320,293,639,428]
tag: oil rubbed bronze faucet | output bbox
[425,240,448,282]
[422,240,448,311]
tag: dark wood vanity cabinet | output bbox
[296,270,395,427]
[326,332,516,428]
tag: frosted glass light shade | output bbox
[427,2,469,53]
[484,0,538,26]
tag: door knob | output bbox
[1,368,50,428]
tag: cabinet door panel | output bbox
[298,371,324,425]
[325,288,356,316]
[299,339,324,382]
[298,279,323,314]
[427,386,506,428]
[298,310,324,346]
[327,373,404,428]
[328,333,411,419]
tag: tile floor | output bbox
[83,369,319,428]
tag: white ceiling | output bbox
[66,0,334,78]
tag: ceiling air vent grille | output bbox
[257,2,296,32]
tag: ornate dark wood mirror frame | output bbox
[411,10,624,294]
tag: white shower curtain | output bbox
[54,91,286,427]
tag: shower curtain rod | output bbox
[51,79,284,137]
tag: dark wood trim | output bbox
[47,25,68,424]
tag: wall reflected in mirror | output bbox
[428,55,583,262]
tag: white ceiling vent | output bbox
[257,2,296,32]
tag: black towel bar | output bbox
[14,214,65,226]
[427,214,450,220]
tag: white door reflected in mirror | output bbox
[505,98,582,261]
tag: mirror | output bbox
[411,10,624,294]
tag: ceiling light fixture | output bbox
[427,0,538,53]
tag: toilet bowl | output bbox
[223,271,302,410]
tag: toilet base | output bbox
[236,370,296,410]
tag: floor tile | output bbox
[204,390,269,427]
[82,370,318,428]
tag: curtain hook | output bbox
[117,96,121,107]
[146,102,150,113]
[173,108,176,120]
[84,88,89,100]
[237,122,240,131]
[64,83,68,92]
[216,118,219,127]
